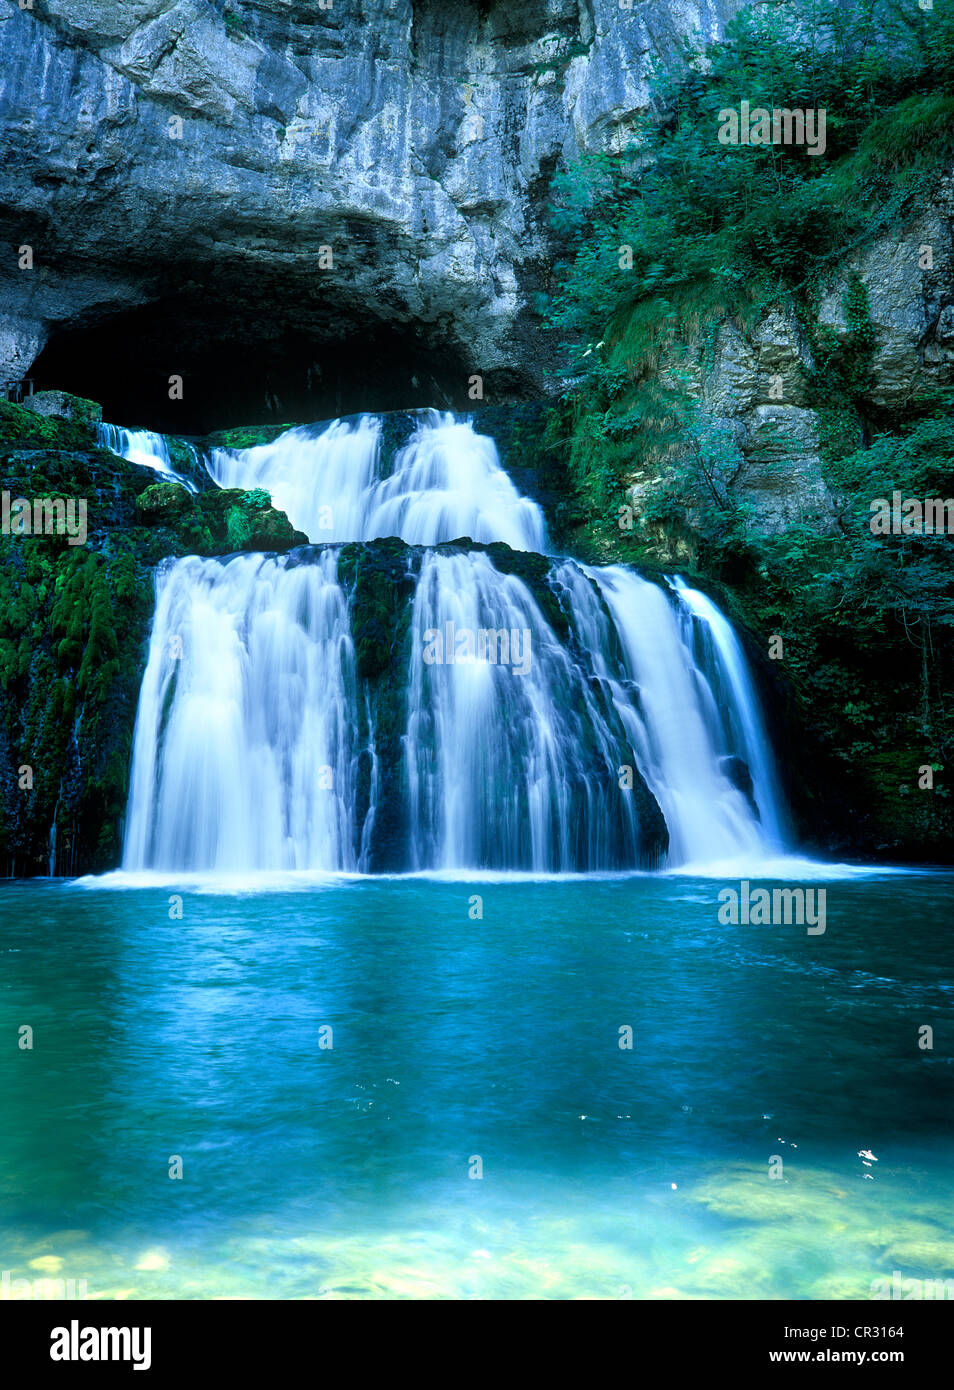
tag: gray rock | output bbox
[629,179,954,547]
[0,0,742,405]
[816,182,954,409]
[737,405,836,535]
[20,388,102,423]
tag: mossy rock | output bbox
[338,537,414,680]
[336,538,415,870]
[21,391,102,427]
[0,398,98,451]
[165,436,214,493]
[201,423,298,451]
[136,481,194,522]
[0,398,312,874]
[191,488,306,553]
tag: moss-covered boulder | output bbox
[21,390,102,428]
[198,488,308,552]
[202,422,298,451]
[135,480,194,522]
[0,397,99,452]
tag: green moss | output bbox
[0,398,97,451]
[0,398,309,874]
[136,481,194,521]
[202,423,295,451]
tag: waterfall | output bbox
[123,550,367,872]
[577,567,784,865]
[121,409,789,874]
[207,410,546,550]
[404,551,647,871]
[669,577,786,851]
[98,423,198,493]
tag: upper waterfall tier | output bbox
[97,423,199,494]
[206,411,547,551]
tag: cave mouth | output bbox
[30,296,476,436]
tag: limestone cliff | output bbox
[0,0,743,425]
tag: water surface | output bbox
[1,871,952,1299]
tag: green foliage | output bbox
[544,0,954,854]
[545,0,954,515]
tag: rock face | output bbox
[816,178,954,410]
[21,388,102,425]
[625,175,954,549]
[0,0,744,427]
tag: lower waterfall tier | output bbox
[122,539,786,874]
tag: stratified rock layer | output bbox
[0,0,743,421]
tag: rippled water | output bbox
[1,872,952,1299]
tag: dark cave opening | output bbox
[30,297,476,435]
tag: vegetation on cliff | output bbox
[0,398,305,874]
[544,0,954,858]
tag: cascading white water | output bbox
[669,577,786,851]
[98,423,198,493]
[122,406,789,873]
[207,417,382,544]
[207,410,546,550]
[576,566,783,865]
[404,551,646,871]
[123,550,366,872]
